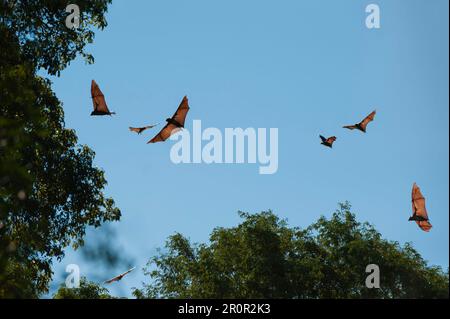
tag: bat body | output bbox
[129,124,159,135]
[409,183,432,232]
[320,135,337,148]
[104,267,136,284]
[343,110,376,133]
[166,117,183,127]
[90,80,116,116]
[148,96,190,144]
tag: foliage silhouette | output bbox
[1,0,112,76]
[0,1,118,298]
[133,203,449,299]
[53,277,112,299]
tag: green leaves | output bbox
[1,0,112,76]
[0,2,119,297]
[135,205,449,299]
[53,278,113,299]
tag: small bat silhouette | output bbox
[320,135,337,148]
[104,267,136,284]
[129,124,159,135]
[91,80,116,116]
[409,183,432,232]
[343,110,376,133]
[148,96,190,144]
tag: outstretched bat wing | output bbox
[129,124,159,134]
[121,267,136,277]
[416,220,432,232]
[326,136,337,145]
[359,110,376,131]
[104,267,135,284]
[147,123,181,143]
[171,96,190,127]
[91,80,111,113]
[129,127,143,134]
[319,135,327,143]
[343,125,358,130]
[146,124,159,130]
[411,183,432,231]
[412,183,429,220]
[104,276,119,284]
[147,97,189,143]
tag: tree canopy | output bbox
[0,1,118,298]
[133,204,449,299]
[53,278,113,299]
[1,0,112,75]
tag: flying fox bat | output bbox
[129,124,159,135]
[409,183,432,232]
[104,267,136,284]
[148,96,190,144]
[91,80,116,116]
[320,135,337,148]
[343,110,376,133]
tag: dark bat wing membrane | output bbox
[148,123,181,143]
[359,110,376,131]
[320,135,327,143]
[171,96,190,127]
[411,183,432,232]
[343,125,357,130]
[91,80,111,114]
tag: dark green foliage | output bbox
[0,1,119,298]
[0,0,112,75]
[134,203,449,299]
[53,278,112,299]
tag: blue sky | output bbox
[47,0,448,297]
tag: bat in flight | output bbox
[129,124,159,135]
[104,267,136,284]
[409,183,432,232]
[148,96,190,144]
[343,110,376,133]
[90,80,116,116]
[320,135,337,148]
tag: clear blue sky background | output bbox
[46,0,449,298]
